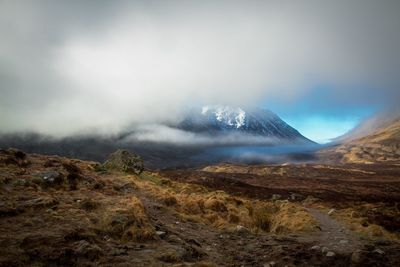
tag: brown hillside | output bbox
[319,119,400,164]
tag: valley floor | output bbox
[0,149,399,266]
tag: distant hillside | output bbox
[334,109,400,143]
[319,118,400,164]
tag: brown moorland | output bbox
[0,148,399,266]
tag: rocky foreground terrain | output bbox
[1,148,400,266]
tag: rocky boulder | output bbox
[102,150,144,174]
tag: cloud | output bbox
[1,0,400,137]
[122,124,283,146]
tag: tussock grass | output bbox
[96,196,155,241]
[133,172,318,233]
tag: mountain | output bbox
[177,105,313,142]
[319,117,400,164]
[0,106,315,168]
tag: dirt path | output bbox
[136,190,354,266]
[306,208,363,254]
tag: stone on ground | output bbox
[102,149,144,174]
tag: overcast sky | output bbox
[1,0,399,142]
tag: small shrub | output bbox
[79,199,99,211]
[63,162,81,174]
[252,206,271,231]
[97,197,155,242]
[163,195,178,206]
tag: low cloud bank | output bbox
[122,124,300,146]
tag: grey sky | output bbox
[1,0,399,137]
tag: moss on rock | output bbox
[102,149,144,174]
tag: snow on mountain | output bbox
[178,105,313,143]
[201,105,246,128]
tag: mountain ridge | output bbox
[177,105,313,143]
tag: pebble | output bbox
[263,261,276,267]
[310,245,321,250]
[326,251,335,257]
[156,231,166,238]
[373,248,385,255]
[339,240,349,244]
[236,225,250,234]
[271,194,281,201]
[328,209,336,215]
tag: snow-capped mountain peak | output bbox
[177,105,313,143]
[201,105,246,128]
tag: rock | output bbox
[236,225,250,234]
[321,247,329,253]
[290,193,303,201]
[35,171,64,186]
[302,195,320,206]
[327,209,335,215]
[310,245,321,250]
[373,248,385,255]
[102,149,144,174]
[271,194,281,201]
[156,231,166,238]
[326,251,335,257]
[339,239,349,244]
[264,261,276,267]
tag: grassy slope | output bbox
[320,119,400,164]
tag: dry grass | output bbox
[270,202,317,233]
[332,205,400,240]
[96,196,155,241]
[134,171,318,233]
[202,164,288,176]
